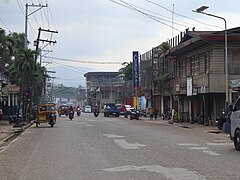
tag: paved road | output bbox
[0,113,238,180]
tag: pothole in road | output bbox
[179,125,190,129]
[208,130,222,134]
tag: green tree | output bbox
[0,28,14,69]
[13,49,37,120]
[119,62,132,81]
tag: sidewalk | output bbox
[0,120,33,145]
[0,120,15,143]
[139,116,228,136]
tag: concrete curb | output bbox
[0,121,34,144]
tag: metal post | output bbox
[24,3,28,49]
[193,6,230,132]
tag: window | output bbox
[102,92,109,99]
[191,56,200,76]
[205,52,210,73]
[234,98,240,111]
[179,59,186,78]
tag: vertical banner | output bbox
[187,76,193,96]
[132,51,139,90]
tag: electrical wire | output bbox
[50,60,88,73]
[109,0,182,32]
[143,0,222,29]
[16,0,25,16]
[0,18,11,32]
[46,0,57,30]
[128,3,215,31]
[44,56,124,65]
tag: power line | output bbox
[0,18,11,32]
[50,60,88,73]
[143,0,222,29]
[44,56,124,65]
[128,3,215,31]
[110,0,182,32]
[16,0,25,16]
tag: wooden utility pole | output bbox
[25,3,47,49]
[35,27,58,63]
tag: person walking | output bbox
[149,107,154,120]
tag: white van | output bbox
[84,105,92,113]
[229,98,240,150]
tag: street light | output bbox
[193,6,229,111]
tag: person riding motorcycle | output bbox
[76,105,81,116]
[93,105,100,117]
[68,106,74,119]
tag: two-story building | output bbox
[155,27,240,124]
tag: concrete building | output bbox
[84,72,125,110]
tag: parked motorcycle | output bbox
[216,111,226,130]
[69,110,74,120]
[130,109,140,120]
[9,113,24,128]
[161,111,171,120]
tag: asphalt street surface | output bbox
[0,113,238,180]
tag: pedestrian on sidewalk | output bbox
[154,108,158,120]
[149,107,154,120]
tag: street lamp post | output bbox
[193,6,230,132]
[193,6,230,133]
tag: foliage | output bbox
[0,27,49,120]
[0,28,14,69]
[119,62,132,81]
[158,42,170,53]
[155,72,171,90]
[53,84,77,100]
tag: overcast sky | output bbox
[1,0,240,87]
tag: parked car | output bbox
[84,105,92,113]
[116,104,127,117]
[104,103,120,117]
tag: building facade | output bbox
[146,27,240,124]
[84,72,125,110]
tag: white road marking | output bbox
[85,124,95,127]
[103,134,125,138]
[203,150,220,156]
[73,122,86,125]
[114,139,146,149]
[213,140,231,143]
[103,165,206,180]
[188,147,208,150]
[177,143,221,156]
[206,142,232,146]
[177,143,199,146]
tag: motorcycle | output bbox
[9,113,24,128]
[216,111,226,130]
[93,107,100,117]
[161,111,171,120]
[130,109,140,120]
[69,110,74,120]
[77,108,81,116]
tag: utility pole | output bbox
[35,27,58,64]
[25,3,47,49]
